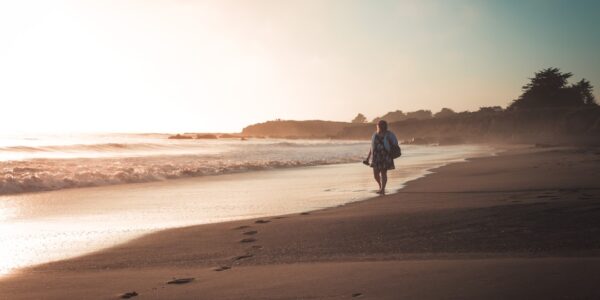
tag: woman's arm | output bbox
[363,149,371,165]
[365,134,375,164]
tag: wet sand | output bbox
[2,145,600,299]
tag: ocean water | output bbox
[0,133,368,195]
[0,133,492,275]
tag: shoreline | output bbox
[0,144,491,276]
[0,142,483,198]
[2,144,600,299]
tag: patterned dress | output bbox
[371,133,395,171]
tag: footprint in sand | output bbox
[233,254,253,261]
[352,292,363,297]
[240,238,257,243]
[243,230,258,235]
[120,291,138,299]
[234,225,251,230]
[214,266,231,272]
[255,219,270,224]
[167,278,195,285]
[300,212,310,215]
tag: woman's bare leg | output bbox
[373,168,382,192]
[381,169,388,194]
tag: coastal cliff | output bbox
[241,107,600,145]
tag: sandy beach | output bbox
[3,1,600,299]
[2,145,600,299]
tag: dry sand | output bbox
[1,145,600,299]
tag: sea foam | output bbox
[0,135,368,195]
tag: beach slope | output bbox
[2,146,600,299]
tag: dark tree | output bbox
[351,113,368,123]
[434,108,456,118]
[572,79,596,105]
[372,110,406,123]
[509,67,597,109]
[405,109,433,120]
[477,106,503,113]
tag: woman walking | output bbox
[364,120,399,195]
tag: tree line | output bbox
[352,68,597,124]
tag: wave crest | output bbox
[0,156,361,195]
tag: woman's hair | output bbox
[377,120,388,133]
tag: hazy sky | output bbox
[1,0,599,133]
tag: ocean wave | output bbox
[0,142,196,153]
[0,140,366,155]
[0,155,363,196]
[0,137,372,195]
[256,141,367,147]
